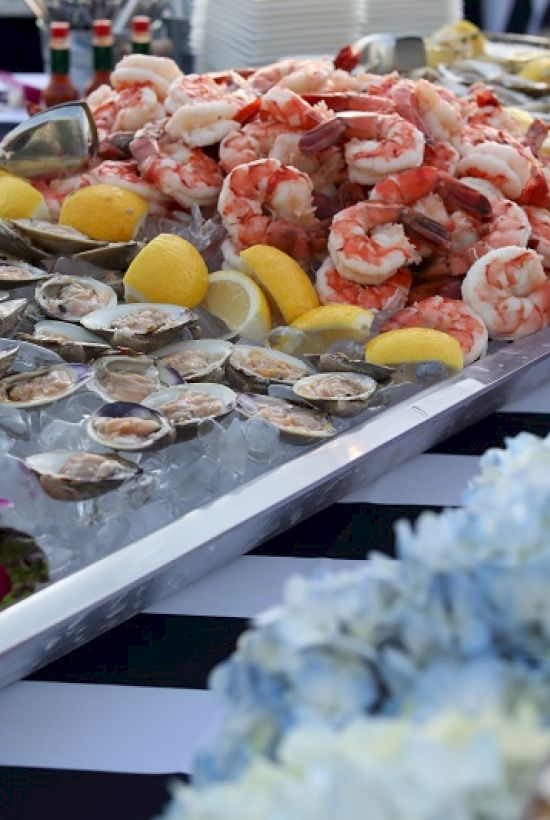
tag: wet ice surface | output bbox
[0,342,450,584]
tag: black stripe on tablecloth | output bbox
[0,767,187,820]
[251,502,447,559]
[26,614,246,689]
[430,412,550,456]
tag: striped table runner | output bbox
[2,381,550,819]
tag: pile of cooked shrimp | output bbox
[33,46,550,364]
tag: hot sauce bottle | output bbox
[42,21,80,108]
[131,16,151,55]
[85,19,114,96]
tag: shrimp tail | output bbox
[517,166,550,208]
[524,118,549,156]
[129,132,158,165]
[402,208,451,249]
[333,43,360,72]
[437,175,492,219]
[99,131,134,160]
[299,117,347,154]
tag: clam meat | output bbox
[25,451,142,501]
[144,383,236,431]
[293,372,377,417]
[87,402,175,451]
[36,275,117,322]
[82,303,198,353]
[154,339,233,382]
[0,363,91,408]
[226,346,313,393]
[91,355,182,403]
[237,394,336,443]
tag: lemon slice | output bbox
[59,184,148,242]
[0,176,49,220]
[239,245,319,324]
[519,57,550,82]
[124,234,208,308]
[203,270,272,342]
[285,304,374,352]
[365,327,463,370]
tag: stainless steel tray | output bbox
[2,329,550,690]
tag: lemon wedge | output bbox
[203,270,272,342]
[124,234,208,307]
[0,176,49,220]
[239,245,319,324]
[59,184,148,242]
[365,327,463,370]
[519,57,550,83]
[282,304,375,352]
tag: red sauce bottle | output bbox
[85,19,114,96]
[131,16,151,55]
[42,21,80,108]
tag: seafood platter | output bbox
[4,22,550,687]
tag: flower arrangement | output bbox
[161,432,550,817]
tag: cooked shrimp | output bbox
[166,100,241,147]
[87,83,164,136]
[300,112,425,185]
[110,54,182,100]
[316,256,412,313]
[381,296,488,364]
[456,142,534,201]
[328,201,450,286]
[423,141,460,175]
[269,132,344,194]
[250,58,334,94]
[164,73,253,114]
[461,246,550,339]
[89,159,171,214]
[464,88,524,136]
[449,194,531,276]
[390,78,464,142]
[260,86,327,130]
[131,127,223,209]
[524,206,550,269]
[302,92,396,115]
[218,157,322,261]
[219,120,290,173]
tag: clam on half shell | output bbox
[91,355,183,403]
[81,303,199,354]
[86,401,175,451]
[154,339,234,383]
[0,260,49,286]
[144,383,237,435]
[25,450,142,501]
[305,352,394,382]
[21,320,112,363]
[10,219,107,254]
[0,363,91,409]
[236,393,336,444]
[292,372,377,417]
[0,341,19,377]
[35,275,118,323]
[226,345,314,394]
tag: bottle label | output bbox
[50,47,70,75]
[94,45,112,71]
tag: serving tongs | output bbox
[0,101,98,179]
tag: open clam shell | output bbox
[35,274,118,323]
[0,299,27,338]
[0,363,91,409]
[144,383,237,436]
[25,450,142,501]
[81,303,199,354]
[0,220,50,265]
[21,320,112,363]
[0,341,19,377]
[226,345,314,394]
[236,393,336,444]
[91,355,183,403]
[0,260,49,287]
[74,241,140,271]
[305,352,394,382]
[292,372,377,417]
[10,219,108,254]
[154,339,234,383]
[86,401,175,451]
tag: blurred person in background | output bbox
[466,0,550,34]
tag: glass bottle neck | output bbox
[93,44,112,71]
[50,47,70,75]
[132,41,150,54]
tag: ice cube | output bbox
[57,390,103,423]
[242,417,280,463]
[38,419,91,451]
[218,419,249,477]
